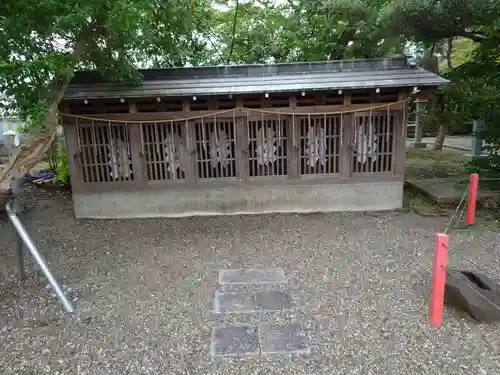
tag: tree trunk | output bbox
[434,124,446,150]
[446,38,453,69]
[0,20,106,197]
[329,28,357,60]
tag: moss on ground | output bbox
[405,147,468,179]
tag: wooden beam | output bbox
[61,103,84,191]
[395,89,411,177]
[182,98,191,113]
[94,100,105,114]
[155,98,166,112]
[370,90,381,103]
[314,93,325,106]
[207,96,217,110]
[340,113,353,178]
[182,98,196,185]
[287,94,299,180]
[343,90,352,106]
[235,95,248,182]
[62,103,406,123]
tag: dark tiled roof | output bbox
[64,57,448,100]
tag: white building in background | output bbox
[1,118,24,156]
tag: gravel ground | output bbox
[1,187,500,374]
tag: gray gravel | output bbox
[1,186,500,374]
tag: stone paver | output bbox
[416,135,493,154]
[259,323,310,357]
[211,325,260,357]
[214,291,256,313]
[421,136,474,151]
[254,290,294,312]
[218,268,286,285]
[406,178,499,203]
[214,290,294,313]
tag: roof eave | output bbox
[62,80,450,101]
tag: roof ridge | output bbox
[70,57,411,85]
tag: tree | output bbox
[212,0,401,65]
[0,0,214,194]
[209,1,290,64]
[380,0,499,44]
[380,0,500,149]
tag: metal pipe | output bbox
[5,202,74,313]
[16,229,25,280]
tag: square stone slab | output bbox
[211,325,260,357]
[259,323,310,356]
[218,268,286,285]
[254,290,294,312]
[214,291,256,313]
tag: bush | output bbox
[56,147,70,186]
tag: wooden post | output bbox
[466,173,479,225]
[61,105,84,191]
[235,97,248,181]
[408,98,428,148]
[128,101,146,185]
[340,113,353,178]
[395,90,410,176]
[343,90,352,106]
[287,94,299,180]
[341,91,353,177]
[11,177,25,280]
[182,98,196,184]
[128,101,137,114]
[429,232,449,326]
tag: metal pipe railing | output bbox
[5,202,74,313]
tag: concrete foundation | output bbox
[72,180,404,219]
[407,141,427,149]
[462,153,489,161]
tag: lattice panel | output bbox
[298,115,341,175]
[248,117,287,177]
[195,119,237,179]
[352,114,395,174]
[142,122,187,181]
[77,121,134,183]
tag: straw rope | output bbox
[59,99,409,124]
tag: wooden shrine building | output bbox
[60,56,448,218]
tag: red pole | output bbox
[466,173,479,225]
[429,232,449,326]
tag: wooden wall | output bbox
[61,89,409,192]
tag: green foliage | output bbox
[381,0,500,158]
[0,0,215,129]
[380,0,499,44]
[57,149,70,185]
[450,38,479,68]
[212,0,401,64]
[44,139,60,173]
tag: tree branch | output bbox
[0,17,108,193]
[329,28,357,60]
[227,0,240,64]
[459,31,487,43]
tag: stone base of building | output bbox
[72,179,404,219]
[407,141,427,149]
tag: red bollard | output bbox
[466,173,479,225]
[429,233,449,326]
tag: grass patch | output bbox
[405,183,500,227]
[405,147,468,179]
[405,189,449,217]
[454,177,500,191]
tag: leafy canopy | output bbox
[0,0,214,123]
